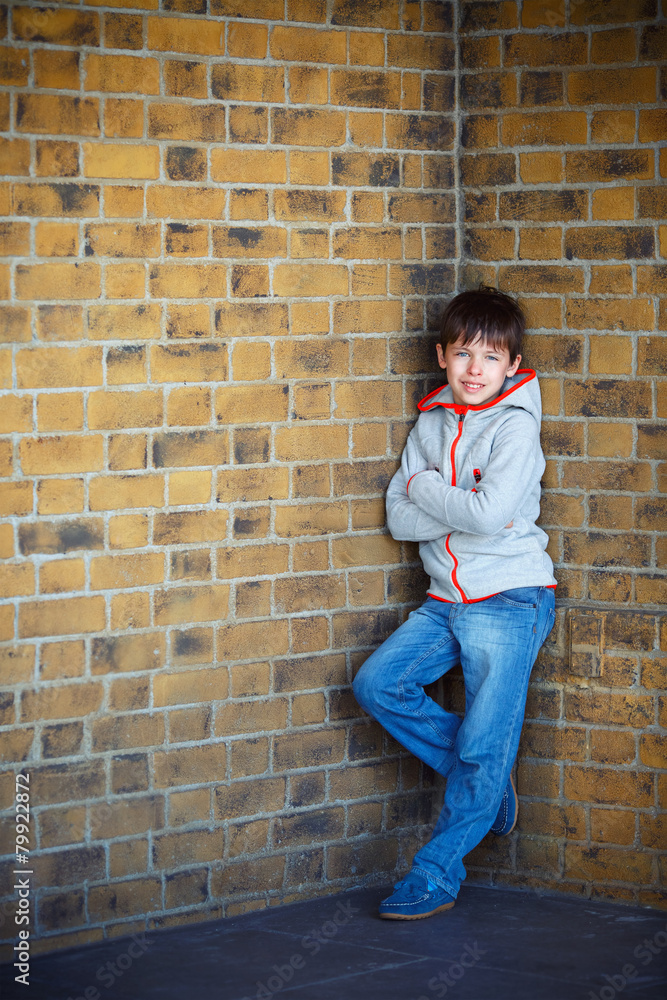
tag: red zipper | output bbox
[446,411,467,602]
[449,411,464,487]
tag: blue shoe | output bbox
[379,871,455,920]
[491,772,518,836]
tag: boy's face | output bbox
[436,334,521,408]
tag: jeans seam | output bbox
[397,636,458,749]
[412,866,457,898]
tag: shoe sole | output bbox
[379,901,455,920]
[492,772,518,837]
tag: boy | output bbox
[353,286,556,920]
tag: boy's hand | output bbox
[505,521,513,528]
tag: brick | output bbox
[89,474,164,511]
[20,435,103,476]
[0,138,29,177]
[148,103,227,142]
[504,32,586,69]
[37,392,84,433]
[272,108,346,146]
[566,689,652,728]
[274,501,347,538]
[104,97,143,138]
[164,223,208,257]
[217,467,289,502]
[13,182,99,219]
[217,543,289,581]
[154,584,229,627]
[273,264,348,297]
[565,380,651,419]
[0,306,30,344]
[563,529,650,568]
[227,20,268,56]
[218,619,289,660]
[386,113,454,151]
[147,16,224,56]
[85,223,160,260]
[88,635,163,677]
[289,66,328,105]
[564,766,652,808]
[13,7,99,46]
[635,497,667,532]
[212,64,284,104]
[165,146,206,181]
[214,854,284,898]
[163,61,207,99]
[591,27,636,64]
[89,552,163,591]
[461,70,517,111]
[562,459,652,492]
[17,95,99,137]
[569,68,656,105]
[589,336,632,375]
[330,69,401,109]
[104,11,143,49]
[211,227,286,262]
[211,149,286,184]
[147,185,225,220]
[228,189,269,223]
[103,185,144,220]
[271,25,346,63]
[152,429,228,469]
[35,221,79,258]
[228,105,268,144]
[389,263,455,295]
[565,845,652,884]
[215,302,288,337]
[19,596,105,639]
[33,49,80,90]
[83,143,159,180]
[335,380,402,419]
[215,384,288,426]
[570,0,656,25]
[149,264,227,299]
[84,54,159,95]
[16,263,100,302]
[502,112,587,146]
[637,338,667,375]
[639,109,667,143]
[460,1,517,30]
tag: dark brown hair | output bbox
[439,286,525,363]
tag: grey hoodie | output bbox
[386,368,556,603]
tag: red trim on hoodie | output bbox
[444,534,466,602]
[428,583,557,606]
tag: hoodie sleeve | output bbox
[406,410,539,536]
[386,425,451,541]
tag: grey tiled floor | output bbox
[2,884,667,1000]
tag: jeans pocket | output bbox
[495,587,539,609]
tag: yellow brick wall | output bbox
[0,0,665,954]
[457,0,666,908]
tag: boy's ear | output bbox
[436,343,447,370]
[507,353,522,377]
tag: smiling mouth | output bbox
[462,382,484,390]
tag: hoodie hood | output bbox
[418,368,542,425]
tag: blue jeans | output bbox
[353,587,555,898]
